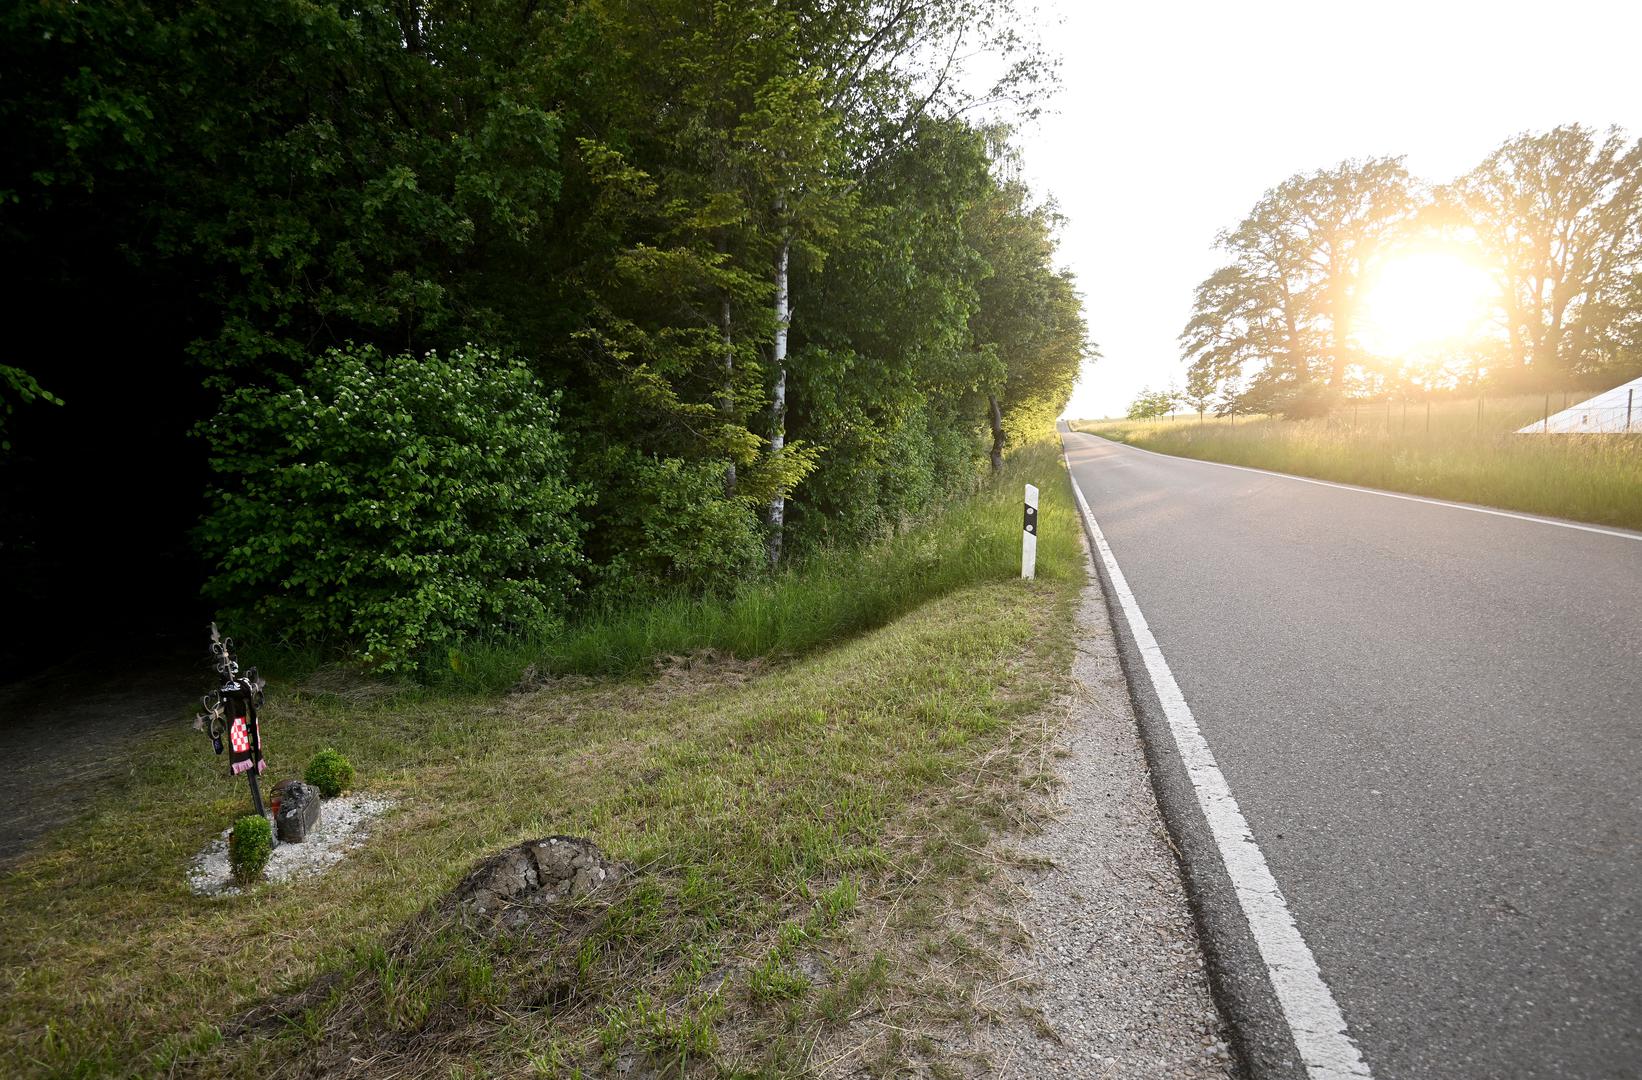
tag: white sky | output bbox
[1005,0,1642,419]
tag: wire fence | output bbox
[1520,385,1638,434]
[1155,387,1640,436]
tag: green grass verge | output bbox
[0,442,1083,1078]
[1073,396,1642,531]
[430,440,1084,691]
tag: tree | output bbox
[0,367,61,453]
[1184,364,1216,420]
[1446,124,1642,377]
[967,165,1089,468]
[1182,158,1414,409]
[780,116,992,548]
[0,0,1079,669]
[1127,388,1178,420]
[1181,261,1311,399]
[751,0,1054,562]
[1293,158,1417,385]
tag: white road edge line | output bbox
[1064,463,1374,1080]
[1069,429,1642,542]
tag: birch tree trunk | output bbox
[721,290,737,497]
[766,234,791,565]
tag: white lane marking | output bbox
[1068,429,1642,543]
[1063,459,1375,1080]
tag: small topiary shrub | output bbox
[229,815,274,884]
[304,748,355,798]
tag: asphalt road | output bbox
[1061,428,1642,1080]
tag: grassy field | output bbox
[1073,394,1642,531]
[0,443,1082,1079]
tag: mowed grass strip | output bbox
[0,446,1082,1079]
[1074,395,1642,531]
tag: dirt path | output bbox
[0,651,199,864]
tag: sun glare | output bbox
[1355,250,1495,359]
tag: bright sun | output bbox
[1356,250,1495,359]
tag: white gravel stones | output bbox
[976,575,1237,1078]
[186,793,393,897]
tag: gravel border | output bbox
[966,570,1240,1078]
[187,793,393,897]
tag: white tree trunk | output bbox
[721,290,737,497]
[766,235,791,565]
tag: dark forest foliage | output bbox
[0,0,1089,669]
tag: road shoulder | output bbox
[1063,428,1312,1079]
[982,569,1238,1077]
[810,550,1238,1077]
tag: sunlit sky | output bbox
[1000,0,1642,419]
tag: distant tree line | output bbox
[0,0,1090,668]
[1184,125,1642,416]
[1125,388,1179,420]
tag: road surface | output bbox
[1061,428,1641,1080]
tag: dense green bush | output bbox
[229,815,273,884]
[789,374,985,553]
[304,749,355,798]
[200,345,586,670]
[582,452,767,600]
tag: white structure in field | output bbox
[1517,376,1641,434]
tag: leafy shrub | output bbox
[304,748,355,798]
[229,815,274,884]
[787,387,982,553]
[199,344,586,670]
[585,450,766,599]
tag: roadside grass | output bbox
[1073,395,1642,531]
[0,443,1082,1078]
[424,440,1083,692]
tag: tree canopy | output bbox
[0,0,1091,670]
[1184,126,1642,414]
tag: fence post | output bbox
[1021,484,1038,580]
[1426,398,1431,434]
[1544,393,1550,433]
[1629,388,1635,431]
[1476,392,1484,434]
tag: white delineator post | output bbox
[1022,483,1039,579]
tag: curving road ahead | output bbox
[1060,427,1642,1080]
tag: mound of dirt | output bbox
[453,835,625,928]
[227,836,627,1050]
